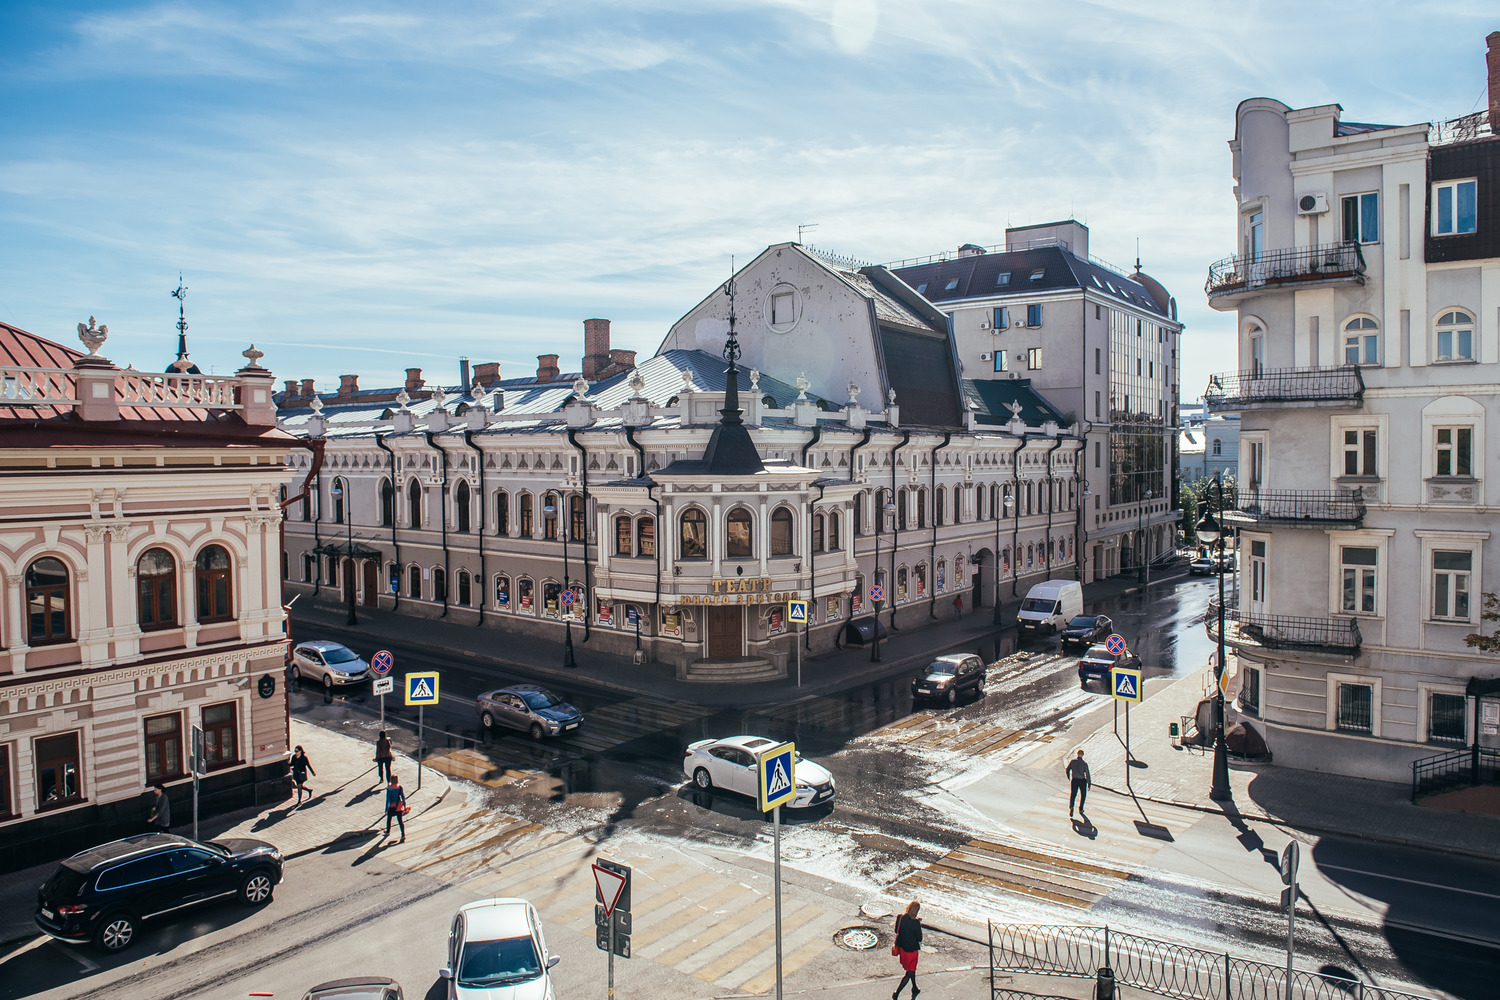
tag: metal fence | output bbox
[1410,745,1500,801]
[1224,490,1366,527]
[988,922,1440,1000]
[1204,366,1364,411]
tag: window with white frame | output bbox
[1434,426,1473,477]
[1342,317,1379,365]
[1431,179,1477,236]
[1342,427,1377,477]
[1431,550,1472,621]
[1434,310,1475,362]
[1427,691,1467,744]
[993,351,1008,373]
[1339,546,1377,614]
[1027,348,1043,370]
[1341,192,1379,244]
[1336,682,1373,733]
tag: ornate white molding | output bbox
[0,641,285,702]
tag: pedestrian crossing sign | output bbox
[757,741,796,812]
[404,671,440,706]
[1111,667,1143,703]
[787,600,807,624]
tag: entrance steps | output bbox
[682,656,784,683]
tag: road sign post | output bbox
[404,671,440,790]
[757,742,796,1000]
[190,724,205,841]
[593,860,631,999]
[787,601,807,688]
[1111,666,1144,777]
[1281,841,1299,1000]
[372,651,393,728]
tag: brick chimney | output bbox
[405,367,425,391]
[283,380,299,400]
[473,362,501,387]
[1489,32,1500,120]
[536,354,560,382]
[581,318,611,379]
[338,374,358,400]
[300,378,315,400]
[608,348,637,373]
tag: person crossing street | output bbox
[1066,748,1091,816]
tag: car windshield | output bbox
[322,646,361,664]
[458,935,542,987]
[1021,598,1058,613]
[519,689,561,710]
[1067,616,1097,629]
[926,660,956,676]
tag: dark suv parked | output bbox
[1059,614,1112,653]
[35,833,283,953]
[911,654,987,705]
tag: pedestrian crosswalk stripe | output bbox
[629,882,754,951]
[693,900,821,981]
[652,893,771,966]
[894,836,1133,910]
[738,936,832,994]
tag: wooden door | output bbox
[342,558,355,606]
[971,572,983,609]
[706,607,743,658]
[363,560,379,607]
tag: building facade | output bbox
[891,221,1183,582]
[1179,414,1240,486]
[0,321,295,871]
[1203,39,1500,782]
[278,245,1086,679]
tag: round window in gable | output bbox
[764,283,802,334]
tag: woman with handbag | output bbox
[384,773,408,842]
[891,899,923,999]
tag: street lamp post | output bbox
[871,501,895,663]
[545,503,578,668]
[1138,488,1154,586]
[330,481,357,626]
[1195,474,1233,802]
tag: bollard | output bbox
[1170,721,1181,748]
[1095,966,1116,1000]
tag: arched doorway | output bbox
[972,547,994,608]
[342,558,355,606]
[362,560,378,607]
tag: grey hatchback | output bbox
[911,654,987,705]
[477,685,584,740]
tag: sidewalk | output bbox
[0,719,449,949]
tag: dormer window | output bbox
[915,283,927,294]
[1029,269,1045,282]
[996,272,1011,286]
[944,279,959,291]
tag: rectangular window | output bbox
[1432,550,1471,620]
[615,517,632,555]
[1432,179,1478,235]
[993,307,1009,329]
[1436,327,1473,361]
[1094,391,1100,420]
[1027,304,1043,326]
[1340,546,1377,614]
[1094,347,1101,374]
[35,733,82,808]
[638,518,655,557]
[1336,683,1373,733]
[1095,304,1102,320]
[1241,668,1260,716]
[1094,441,1101,468]
[202,703,239,768]
[1428,692,1467,744]
[1342,429,1377,477]
[0,745,12,819]
[1435,426,1473,477]
[993,351,1007,373]
[771,291,794,324]
[1028,348,1043,370]
[996,272,1011,286]
[1342,192,1379,243]
[145,713,184,782]
[1029,269,1045,282]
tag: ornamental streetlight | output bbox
[330,480,357,626]
[871,500,896,663]
[1195,474,1232,802]
[544,502,577,668]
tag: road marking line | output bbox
[693,900,822,981]
[966,838,1134,880]
[737,936,832,994]
[630,882,755,952]
[656,894,773,968]
[1317,864,1500,901]
[48,940,99,972]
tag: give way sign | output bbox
[593,863,628,917]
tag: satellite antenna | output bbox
[798,223,818,243]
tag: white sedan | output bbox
[683,735,836,808]
[441,898,559,1000]
[289,640,372,689]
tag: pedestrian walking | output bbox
[891,900,923,999]
[1066,748,1091,816]
[374,730,393,784]
[290,745,315,805]
[952,595,963,621]
[146,783,172,833]
[385,774,408,842]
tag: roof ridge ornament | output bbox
[628,368,646,397]
[749,367,761,392]
[242,344,265,367]
[847,382,861,405]
[395,388,411,411]
[309,395,324,414]
[77,316,108,356]
[572,375,589,398]
[795,373,810,401]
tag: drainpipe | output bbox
[647,480,663,659]
[1044,437,1062,580]
[1012,437,1025,599]
[424,431,449,617]
[845,428,873,642]
[374,434,401,611]
[624,427,647,481]
[462,429,486,626]
[890,430,913,632]
[929,431,952,619]
[1071,432,1088,583]
[800,425,824,647]
[280,436,326,602]
[566,428,592,641]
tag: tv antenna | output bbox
[798,223,818,243]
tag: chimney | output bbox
[1489,32,1500,120]
[459,357,471,392]
[473,362,501,387]
[582,318,611,380]
[283,380,299,400]
[608,348,637,373]
[300,378,315,400]
[405,367,425,391]
[536,354,560,382]
[338,374,358,399]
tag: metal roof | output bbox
[893,246,1173,319]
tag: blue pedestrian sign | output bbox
[787,600,807,624]
[1111,667,1143,703]
[371,650,393,676]
[756,741,796,812]
[404,671,440,706]
[1105,634,1127,656]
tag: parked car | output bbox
[1077,643,1142,688]
[683,735,836,808]
[289,640,372,688]
[1059,615,1113,653]
[911,654,987,705]
[304,978,404,1000]
[1189,553,1236,575]
[441,897,559,1000]
[477,685,583,741]
[1016,580,1084,634]
[35,832,283,953]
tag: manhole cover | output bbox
[838,926,879,951]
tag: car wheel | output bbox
[529,723,546,741]
[322,674,334,691]
[946,687,958,705]
[693,767,713,790]
[239,869,275,906]
[290,663,301,681]
[480,711,495,729]
[94,912,137,953]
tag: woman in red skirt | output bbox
[892,899,923,999]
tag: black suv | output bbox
[911,654,987,705]
[1059,614,1112,653]
[35,833,283,953]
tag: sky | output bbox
[1,1,1494,403]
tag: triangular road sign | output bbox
[767,759,791,797]
[593,863,627,916]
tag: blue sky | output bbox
[1,1,1493,401]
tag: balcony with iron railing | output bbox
[1203,365,1364,412]
[1223,488,1366,528]
[1205,241,1365,307]
[1207,596,1362,655]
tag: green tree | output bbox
[1465,593,1500,652]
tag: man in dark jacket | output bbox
[146,784,172,832]
[374,731,393,784]
[1066,749,1091,816]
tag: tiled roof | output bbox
[962,378,1069,428]
[893,246,1172,318]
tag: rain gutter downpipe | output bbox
[1012,436,1025,599]
[801,426,824,647]
[1044,437,1062,580]
[374,434,401,611]
[647,480,663,658]
[929,431,952,619]
[566,428,592,641]
[424,431,449,617]
[462,429,485,626]
[845,428,873,643]
[890,429,913,632]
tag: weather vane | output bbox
[172,275,188,337]
[722,257,740,369]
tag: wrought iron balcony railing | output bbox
[1203,365,1364,410]
[1429,109,1491,146]
[1205,241,1365,300]
[1207,597,1362,654]
[1224,489,1366,527]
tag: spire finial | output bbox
[167,274,200,374]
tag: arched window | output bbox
[1342,316,1379,366]
[615,515,633,555]
[495,574,511,609]
[495,491,510,535]
[379,478,394,527]
[976,484,985,521]
[897,488,908,530]
[954,554,965,587]
[457,570,471,606]
[409,565,421,598]
[570,494,586,543]
[813,513,825,552]
[543,493,559,540]
[195,545,233,622]
[915,488,927,529]
[518,577,534,613]
[301,488,311,522]
[520,493,534,538]
[896,565,908,601]
[854,492,865,535]
[331,477,346,525]
[936,486,946,526]
[770,508,793,556]
[1212,438,1222,456]
[543,581,561,618]
[828,511,841,551]
[937,558,947,592]
[1435,309,1475,362]
[433,567,447,602]
[1003,547,1011,574]
[726,507,753,558]
[26,557,70,644]
[137,548,177,629]
[638,516,656,557]
[407,479,421,529]
[680,508,707,558]
[1026,543,1034,568]
[915,563,927,598]
[455,481,471,533]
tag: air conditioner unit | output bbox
[1013,318,1026,328]
[979,321,990,330]
[979,352,993,362]
[1297,192,1329,215]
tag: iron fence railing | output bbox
[1225,489,1366,527]
[1410,745,1500,801]
[988,922,1440,1000]
[1206,597,1362,653]
[1205,241,1365,299]
[1428,110,1491,146]
[1204,366,1364,410]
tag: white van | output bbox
[1016,580,1084,635]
